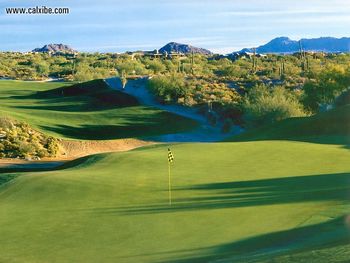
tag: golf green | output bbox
[0,141,349,262]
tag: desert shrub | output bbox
[73,66,93,82]
[46,137,60,156]
[243,85,307,127]
[147,74,187,103]
[216,64,248,79]
[73,62,111,82]
[116,59,147,76]
[0,117,60,159]
[18,142,36,158]
[303,66,350,111]
[148,73,241,110]
[0,117,14,130]
[36,148,48,158]
[146,59,167,74]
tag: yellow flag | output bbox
[168,148,174,163]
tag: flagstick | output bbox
[168,162,172,206]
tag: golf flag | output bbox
[168,148,174,163]
[167,148,174,206]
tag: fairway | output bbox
[0,141,349,262]
[0,80,197,140]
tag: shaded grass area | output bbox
[160,216,350,263]
[0,142,349,262]
[13,79,139,111]
[0,173,18,187]
[114,172,350,215]
[0,80,197,140]
[230,105,350,146]
[38,110,194,140]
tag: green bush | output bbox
[303,66,350,111]
[148,74,241,108]
[243,85,307,128]
[146,59,167,74]
[46,137,60,156]
[18,142,36,158]
[147,74,187,103]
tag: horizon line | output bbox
[1,35,350,55]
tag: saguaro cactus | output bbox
[252,48,257,73]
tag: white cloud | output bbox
[78,43,158,52]
[217,9,348,17]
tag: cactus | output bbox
[252,48,257,73]
[299,40,308,73]
[191,51,194,75]
[279,59,285,79]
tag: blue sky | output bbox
[0,0,349,54]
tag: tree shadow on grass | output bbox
[9,89,139,112]
[86,172,350,262]
[39,111,197,140]
[234,135,350,150]
[156,216,350,263]
[8,79,140,112]
[101,172,350,215]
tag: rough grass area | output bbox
[0,142,349,262]
[0,80,197,140]
[231,104,350,145]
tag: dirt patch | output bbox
[59,138,155,159]
[0,138,155,170]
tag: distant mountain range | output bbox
[159,42,212,55]
[239,37,350,54]
[31,37,350,55]
[32,44,76,53]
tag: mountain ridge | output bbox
[238,37,350,54]
[159,42,213,55]
[32,44,76,53]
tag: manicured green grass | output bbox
[0,80,197,140]
[0,173,18,186]
[0,141,349,262]
[1,79,349,262]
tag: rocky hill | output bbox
[32,44,77,53]
[159,42,212,55]
[239,37,350,54]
